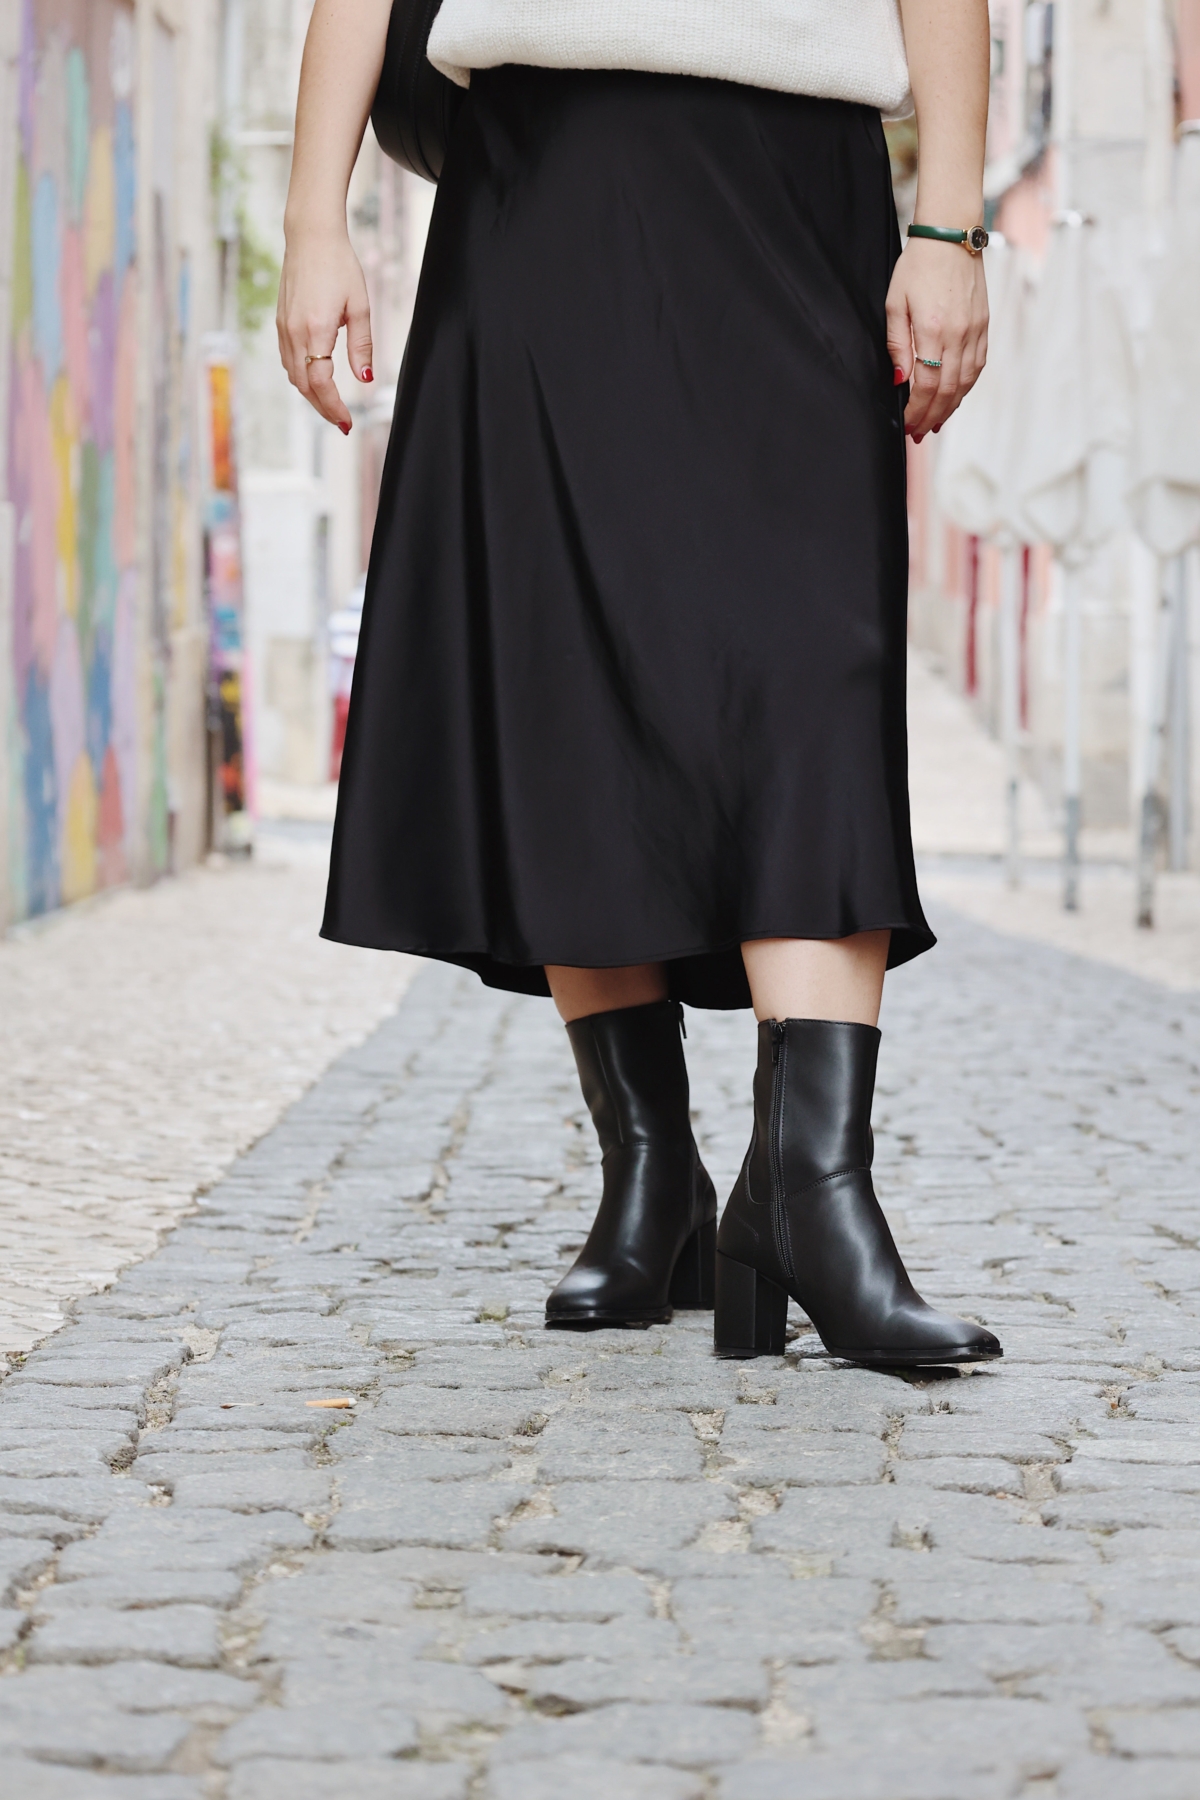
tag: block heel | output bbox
[713,1251,788,1357]
[668,1213,716,1309]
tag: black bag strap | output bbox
[371,0,465,182]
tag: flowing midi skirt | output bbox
[322,64,934,1009]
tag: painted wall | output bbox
[2,0,218,926]
[7,0,146,914]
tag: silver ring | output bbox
[305,353,334,366]
[917,356,943,369]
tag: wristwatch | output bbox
[907,224,990,255]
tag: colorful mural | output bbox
[8,0,152,915]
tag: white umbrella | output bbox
[935,238,1031,885]
[1128,130,1200,922]
[1010,215,1135,909]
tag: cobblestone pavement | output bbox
[0,847,415,1357]
[2,908,1200,1798]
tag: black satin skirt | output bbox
[322,65,934,1009]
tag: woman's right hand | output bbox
[276,226,375,434]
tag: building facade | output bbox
[235,0,432,794]
[0,0,228,929]
[908,0,1200,867]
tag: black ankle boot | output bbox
[546,1000,717,1328]
[714,1019,1002,1366]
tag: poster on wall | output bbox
[8,0,153,916]
[202,334,253,852]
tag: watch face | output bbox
[968,226,990,252]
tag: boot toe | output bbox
[545,1262,670,1328]
[828,1304,1002,1367]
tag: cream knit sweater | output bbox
[427,0,912,116]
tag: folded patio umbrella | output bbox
[934,236,1032,882]
[1127,131,1200,918]
[1010,216,1135,908]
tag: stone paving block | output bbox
[1105,1709,1200,1756]
[371,1386,549,1437]
[251,1612,438,1663]
[0,1535,56,1602]
[888,1456,1025,1495]
[492,1701,758,1766]
[503,1479,736,1563]
[281,1648,508,1723]
[1054,1754,1200,1799]
[328,1477,530,1551]
[85,1661,259,1715]
[671,1573,875,1662]
[0,1513,90,1544]
[0,1476,148,1525]
[0,1689,193,1770]
[249,1554,420,1626]
[718,1430,887,1489]
[1048,1493,1200,1531]
[460,1616,679,1665]
[784,1675,1089,1765]
[0,1767,202,1800]
[57,1509,312,1577]
[463,1571,652,1619]
[216,1705,418,1763]
[925,1623,1200,1706]
[34,1572,244,1617]
[0,1447,115,1479]
[170,1406,329,1434]
[888,1570,1093,1626]
[0,1609,25,1650]
[166,1467,332,1515]
[335,1439,511,1480]
[534,1412,703,1481]
[28,1604,222,1667]
[226,1763,470,1800]
[519,1656,770,1708]
[716,1754,1004,1800]
[488,1756,705,1800]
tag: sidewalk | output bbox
[2,922,1199,1796]
[0,839,415,1359]
[908,650,1200,992]
[1,651,1199,1795]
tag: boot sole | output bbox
[545,1312,666,1330]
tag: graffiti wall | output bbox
[8,0,152,915]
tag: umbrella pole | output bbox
[1135,562,1173,929]
[1063,563,1082,911]
[1168,553,1191,872]
[1000,542,1022,888]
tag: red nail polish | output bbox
[893,367,906,386]
[361,367,374,383]
[338,422,351,436]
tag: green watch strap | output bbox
[907,224,990,253]
[908,224,967,245]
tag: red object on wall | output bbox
[330,696,351,782]
[965,535,981,696]
[1179,0,1200,120]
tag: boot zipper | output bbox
[769,1025,793,1281]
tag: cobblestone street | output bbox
[2,904,1199,1798]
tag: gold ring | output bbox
[305,353,334,366]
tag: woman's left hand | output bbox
[885,238,989,442]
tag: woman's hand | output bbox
[277,227,374,434]
[886,237,989,442]
[277,0,392,431]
